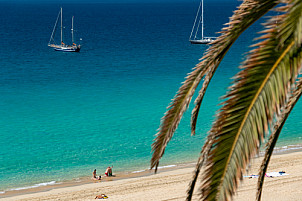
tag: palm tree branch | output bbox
[190,0,279,136]
[186,131,216,200]
[186,156,204,201]
[150,67,208,171]
[191,68,215,136]
[211,41,300,201]
[201,1,302,199]
[256,77,302,201]
[219,40,295,190]
[151,0,278,172]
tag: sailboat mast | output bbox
[61,7,63,46]
[201,0,204,39]
[189,0,216,44]
[71,16,74,44]
[190,0,201,40]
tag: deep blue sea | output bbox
[0,1,301,194]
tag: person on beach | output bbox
[105,167,110,176]
[92,169,101,180]
[95,194,108,199]
[93,169,97,178]
[105,166,113,176]
[108,166,112,176]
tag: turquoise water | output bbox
[0,1,301,194]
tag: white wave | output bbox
[272,144,302,153]
[133,164,177,173]
[157,164,177,169]
[131,170,146,173]
[0,191,5,194]
[9,181,57,191]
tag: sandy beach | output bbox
[1,150,302,201]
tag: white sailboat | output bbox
[189,0,216,44]
[48,7,81,52]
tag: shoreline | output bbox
[0,161,196,199]
[1,145,302,200]
[2,143,302,198]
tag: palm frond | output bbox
[191,68,214,136]
[200,1,302,200]
[190,0,280,135]
[256,77,302,201]
[186,156,203,201]
[151,0,278,172]
[186,131,216,200]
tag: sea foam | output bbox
[8,181,57,191]
[132,164,177,174]
[157,164,177,169]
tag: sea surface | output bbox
[0,1,301,195]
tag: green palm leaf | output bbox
[256,77,302,201]
[200,1,302,200]
[151,0,277,172]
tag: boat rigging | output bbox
[189,0,216,44]
[48,7,81,52]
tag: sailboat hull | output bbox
[49,44,81,52]
[189,38,214,44]
[189,0,216,45]
[54,46,81,52]
[48,8,81,52]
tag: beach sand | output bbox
[1,151,302,201]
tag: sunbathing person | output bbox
[95,194,108,199]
